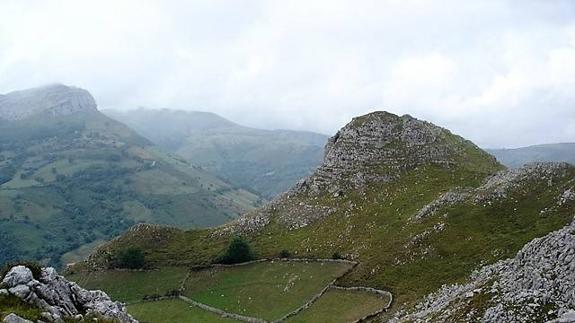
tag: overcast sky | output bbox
[0,0,574,148]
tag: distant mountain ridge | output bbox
[104,108,329,199]
[0,85,261,266]
[488,143,575,168]
[0,84,97,121]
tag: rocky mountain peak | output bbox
[323,111,444,169]
[217,111,502,234]
[303,110,500,195]
[0,84,97,121]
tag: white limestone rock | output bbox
[2,266,33,287]
[2,313,33,323]
[1,265,137,323]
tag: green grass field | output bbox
[183,261,353,321]
[128,299,239,323]
[68,267,188,302]
[285,288,389,323]
[70,261,394,322]
[128,289,389,323]
[0,294,42,322]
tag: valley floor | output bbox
[69,259,392,323]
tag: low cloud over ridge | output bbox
[0,0,573,147]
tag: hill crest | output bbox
[103,108,329,199]
[305,111,499,195]
[0,85,261,266]
[218,110,503,234]
[0,84,97,121]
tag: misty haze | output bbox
[0,1,574,323]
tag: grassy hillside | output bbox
[75,112,575,316]
[0,86,261,267]
[69,267,188,302]
[104,109,328,199]
[488,143,575,168]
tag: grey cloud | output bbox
[0,0,573,147]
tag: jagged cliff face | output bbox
[0,84,97,121]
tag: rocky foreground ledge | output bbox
[1,265,136,323]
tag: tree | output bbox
[220,237,254,264]
[279,249,291,258]
[116,248,146,269]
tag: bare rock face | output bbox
[0,84,97,121]
[296,111,497,196]
[391,218,575,323]
[1,265,136,323]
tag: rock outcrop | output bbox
[392,217,575,323]
[0,84,97,121]
[411,162,574,221]
[474,162,573,203]
[1,265,136,323]
[299,111,497,196]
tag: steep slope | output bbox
[392,217,575,322]
[488,143,575,168]
[0,85,261,266]
[79,111,575,317]
[103,108,328,199]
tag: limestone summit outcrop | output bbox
[301,111,499,195]
[218,111,501,233]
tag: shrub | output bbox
[0,261,43,281]
[219,237,254,264]
[114,248,146,269]
[279,249,291,258]
[332,252,343,260]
